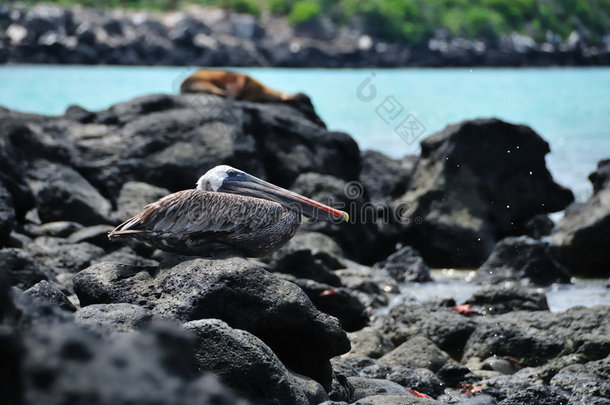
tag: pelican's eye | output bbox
[227,170,238,177]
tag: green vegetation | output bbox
[15,0,610,44]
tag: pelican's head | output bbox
[196,165,349,222]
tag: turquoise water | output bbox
[1,65,609,201]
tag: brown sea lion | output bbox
[179,69,326,127]
[180,69,307,103]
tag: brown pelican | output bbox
[108,165,349,257]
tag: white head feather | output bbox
[196,165,240,191]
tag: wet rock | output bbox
[387,366,445,398]
[463,285,549,314]
[267,232,344,286]
[474,236,571,286]
[0,181,16,245]
[25,280,75,312]
[0,247,56,289]
[373,246,432,283]
[184,319,312,405]
[75,303,154,334]
[348,377,408,401]
[378,336,455,372]
[73,256,350,389]
[550,355,610,399]
[551,160,610,277]
[480,357,521,375]
[27,160,112,225]
[436,362,473,387]
[393,119,574,268]
[287,277,369,332]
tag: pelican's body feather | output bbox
[109,189,300,257]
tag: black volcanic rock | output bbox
[589,159,610,194]
[184,318,314,405]
[0,247,56,289]
[373,246,431,283]
[393,119,574,267]
[464,285,549,314]
[551,159,610,277]
[73,256,350,389]
[0,181,16,246]
[474,236,571,286]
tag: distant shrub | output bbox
[229,0,261,16]
[288,1,322,25]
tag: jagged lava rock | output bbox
[551,159,610,277]
[73,256,350,389]
[373,246,431,283]
[0,181,16,245]
[184,318,314,405]
[474,236,571,286]
[463,284,549,314]
[0,247,56,289]
[393,118,574,268]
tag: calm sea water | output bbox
[1,65,609,200]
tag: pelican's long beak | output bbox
[221,173,349,222]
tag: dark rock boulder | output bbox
[266,232,344,286]
[474,236,571,286]
[73,256,350,389]
[377,336,455,372]
[184,318,313,405]
[360,150,415,205]
[393,119,574,268]
[381,303,478,361]
[498,385,570,405]
[25,280,75,312]
[0,181,16,246]
[114,181,170,219]
[286,276,369,332]
[464,285,549,314]
[550,355,610,399]
[348,326,395,359]
[26,160,112,225]
[589,159,610,194]
[75,303,155,334]
[462,306,610,367]
[387,366,445,398]
[291,172,392,263]
[25,236,106,274]
[551,160,610,277]
[373,246,432,283]
[348,377,408,401]
[3,281,249,405]
[0,247,56,289]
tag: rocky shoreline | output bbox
[1,92,610,404]
[1,4,610,67]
